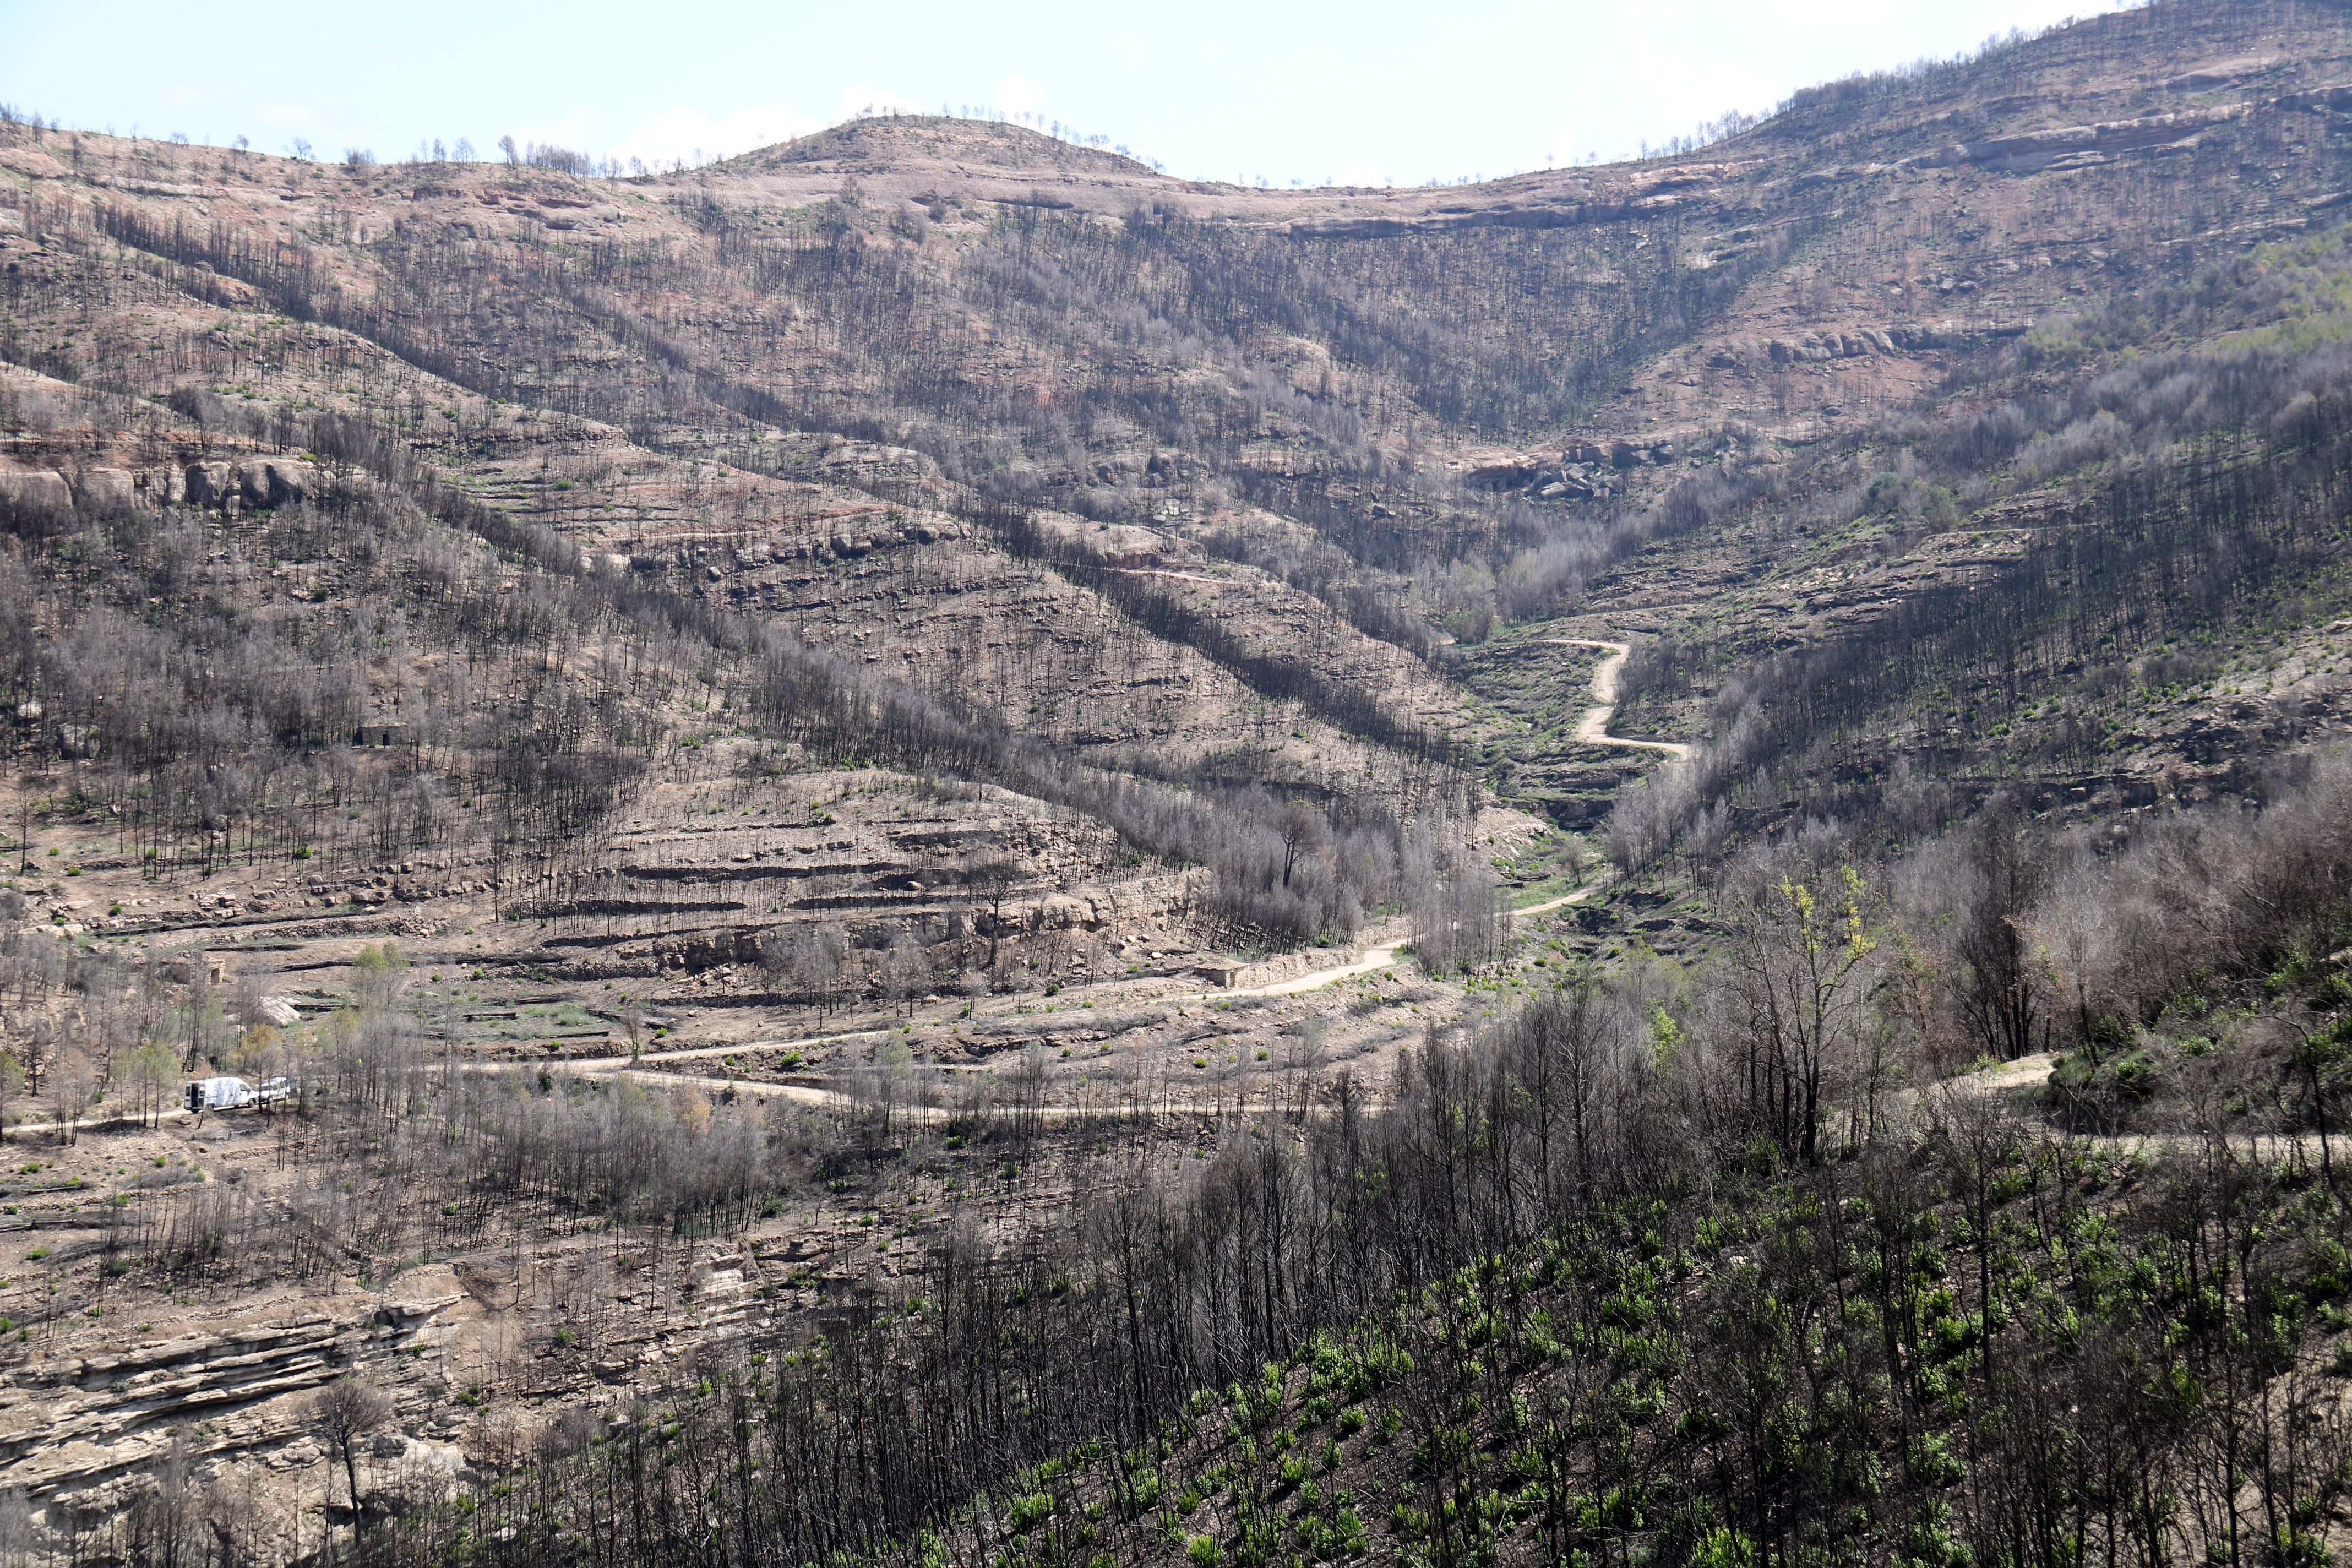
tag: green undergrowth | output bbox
[960,1160,2352,1568]
[374,1130,2352,1568]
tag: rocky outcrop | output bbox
[0,147,67,181]
[182,461,234,507]
[0,1300,456,1503]
[132,466,185,505]
[1924,106,2242,172]
[182,458,321,511]
[1809,328,1893,359]
[972,891,1107,938]
[68,467,137,515]
[0,467,202,518]
[239,459,317,509]
[2275,83,2352,113]
[0,469,72,518]
[2160,56,2279,92]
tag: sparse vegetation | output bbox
[3,2,2352,1560]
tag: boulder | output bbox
[70,467,137,514]
[1466,460,1539,492]
[0,469,72,518]
[183,461,235,507]
[237,458,316,509]
[1033,892,1101,931]
[135,466,186,505]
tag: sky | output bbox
[0,0,2136,188]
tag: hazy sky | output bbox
[1,0,2134,187]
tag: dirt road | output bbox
[1541,639,1693,760]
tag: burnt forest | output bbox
[6,3,2352,1564]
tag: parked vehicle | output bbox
[183,1076,294,1113]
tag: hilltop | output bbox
[734,115,1169,177]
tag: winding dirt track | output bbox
[1231,940,1407,995]
[547,892,1626,1110]
[1541,639,1693,760]
[453,941,1434,1115]
[1516,878,1607,918]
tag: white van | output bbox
[184,1076,293,1113]
[186,1076,253,1112]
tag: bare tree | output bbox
[1281,1017,1327,1119]
[881,930,932,1019]
[46,1048,92,1145]
[1923,1086,2022,1383]
[967,859,1021,970]
[792,923,850,1020]
[119,1043,174,1130]
[1275,802,1328,890]
[176,984,228,1074]
[1411,862,1502,974]
[125,1430,200,1566]
[1952,805,2045,1062]
[0,1487,32,1568]
[310,1375,394,1515]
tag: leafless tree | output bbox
[310,1375,394,1515]
[46,1048,92,1144]
[1275,803,1327,890]
[881,930,932,1019]
[0,1488,32,1568]
[764,922,851,1020]
[967,859,1021,969]
[1952,803,2046,1062]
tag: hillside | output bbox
[1,0,2351,1560]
